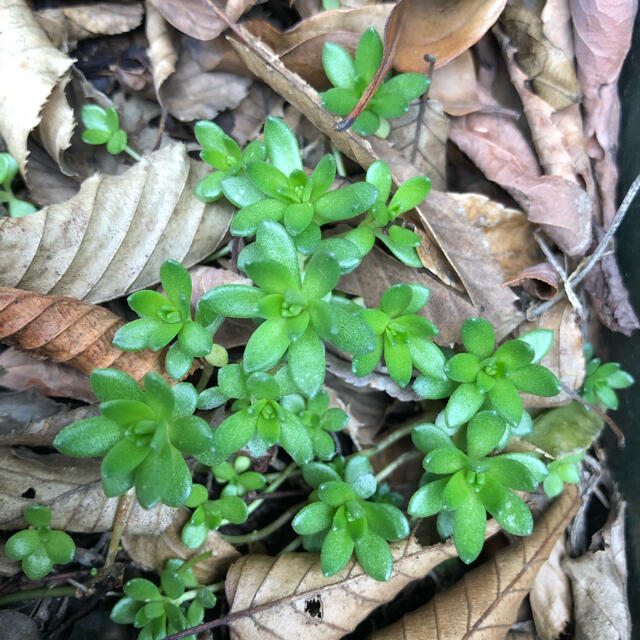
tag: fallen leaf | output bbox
[225,522,501,640]
[0,545,20,577]
[0,448,176,535]
[530,538,572,640]
[0,611,40,640]
[429,50,484,116]
[122,513,240,583]
[0,403,99,448]
[503,262,561,300]
[563,487,630,639]
[35,3,144,50]
[0,287,164,382]
[145,0,178,99]
[0,347,95,403]
[0,0,74,177]
[229,83,286,147]
[0,142,234,304]
[149,0,257,41]
[371,486,580,639]
[294,0,381,18]
[0,388,63,431]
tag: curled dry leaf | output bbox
[0,0,74,177]
[0,347,95,404]
[371,486,580,640]
[0,448,176,535]
[35,3,144,50]
[0,142,234,304]
[225,522,501,640]
[563,487,630,639]
[145,0,178,99]
[0,287,164,382]
[429,50,484,116]
[503,262,561,300]
[122,514,240,584]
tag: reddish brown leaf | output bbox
[0,287,164,382]
[503,262,561,300]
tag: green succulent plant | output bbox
[580,343,634,410]
[5,506,75,580]
[0,152,37,217]
[543,452,583,498]
[321,27,430,137]
[212,455,267,497]
[81,104,140,160]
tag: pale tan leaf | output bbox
[226,522,501,640]
[122,514,240,583]
[0,448,176,535]
[0,0,74,176]
[530,538,572,640]
[518,301,584,407]
[430,50,484,116]
[563,487,630,639]
[145,0,178,98]
[0,388,63,431]
[0,142,234,304]
[503,262,561,300]
[371,486,580,640]
[295,0,382,18]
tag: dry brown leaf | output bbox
[371,486,580,640]
[295,0,382,18]
[0,347,95,403]
[0,287,164,382]
[36,3,144,50]
[123,513,240,584]
[0,448,176,535]
[430,50,484,116]
[0,388,63,432]
[518,301,584,408]
[530,538,572,640]
[0,142,233,304]
[0,0,74,177]
[145,0,178,99]
[0,548,21,577]
[150,0,257,41]
[225,522,501,640]
[563,487,630,639]
[229,83,286,147]
[503,262,561,300]
[0,403,99,448]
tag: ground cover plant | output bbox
[0,1,637,639]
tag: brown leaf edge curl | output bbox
[0,287,164,382]
[371,485,580,640]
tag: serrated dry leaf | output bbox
[0,142,234,304]
[122,513,240,584]
[503,263,561,300]
[563,487,630,639]
[0,347,95,403]
[145,0,178,99]
[0,287,164,383]
[0,448,175,535]
[371,486,580,640]
[530,538,572,640]
[36,3,144,50]
[0,0,74,177]
[149,0,257,41]
[225,522,501,640]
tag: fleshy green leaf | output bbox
[160,260,191,319]
[407,477,447,517]
[382,73,430,102]
[212,410,256,462]
[466,411,506,458]
[444,383,485,427]
[453,493,486,564]
[461,318,495,359]
[315,183,378,222]
[442,470,470,510]
[321,87,359,117]
[22,547,54,580]
[509,364,561,397]
[178,321,213,357]
[170,416,213,455]
[24,505,51,528]
[488,378,523,425]
[292,502,334,535]
[90,368,144,402]
[54,417,123,457]
[124,578,161,602]
[199,284,263,318]
[322,42,357,89]
[412,423,453,453]
[517,329,554,364]
[445,353,481,383]
[243,318,290,372]
[355,27,383,84]
[495,339,535,370]
[424,447,467,474]
[289,329,326,397]
[5,530,41,559]
[264,117,302,176]
[44,530,75,564]
[302,251,341,300]
[354,530,392,581]
[479,477,533,536]
[321,526,354,577]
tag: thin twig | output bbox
[411,54,436,166]
[0,586,80,606]
[98,491,133,579]
[223,501,305,545]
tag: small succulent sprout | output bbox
[181,483,248,548]
[54,369,213,509]
[580,343,634,410]
[113,259,220,380]
[280,390,349,460]
[213,455,267,497]
[198,221,376,397]
[344,160,430,267]
[5,506,75,580]
[0,152,37,217]
[196,364,313,465]
[293,456,409,581]
[321,27,430,137]
[110,557,217,638]
[353,283,443,388]
[408,422,547,563]
[543,452,584,498]
[194,120,266,202]
[81,104,140,160]
[224,117,377,251]
[425,320,560,429]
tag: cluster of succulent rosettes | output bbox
[354,283,443,388]
[543,452,583,498]
[321,27,430,138]
[5,506,75,580]
[580,343,634,410]
[212,455,266,497]
[181,483,248,548]
[110,558,217,640]
[293,456,409,581]
[54,369,213,509]
[114,260,223,381]
[408,423,547,563]
[0,152,37,217]
[81,104,129,155]
[417,320,561,432]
